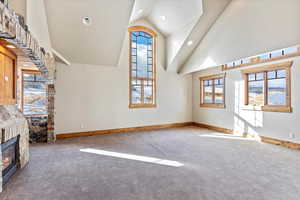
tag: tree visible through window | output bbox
[128,26,157,108]
[22,70,47,115]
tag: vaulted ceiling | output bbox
[130,0,205,72]
[45,0,134,66]
[130,0,203,36]
[44,0,232,70]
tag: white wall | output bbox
[192,56,300,143]
[55,21,192,134]
[26,0,52,52]
[182,0,300,74]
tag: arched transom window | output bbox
[128,26,157,108]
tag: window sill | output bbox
[129,104,157,109]
[200,104,225,109]
[242,105,292,113]
[262,105,292,113]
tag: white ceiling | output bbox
[45,0,134,66]
[131,0,203,36]
[148,0,203,36]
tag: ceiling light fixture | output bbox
[187,40,193,46]
[6,44,16,49]
[160,16,167,21]
[82,17,92,26]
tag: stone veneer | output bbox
[0,105,29,193]
[47,84,56,143]
[26,116,48,143]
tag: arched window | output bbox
[128,26,157,108]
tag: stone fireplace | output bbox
[0,105,29,193]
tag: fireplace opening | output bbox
[2,136,20,185]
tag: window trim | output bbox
[241,61,293,113]
[22,69,48,116]
[199,73,226,108]
[128,26,157,109]
[223,47,300,71]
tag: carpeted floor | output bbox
[1,126,300,200]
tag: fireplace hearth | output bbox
[2,136,20,185]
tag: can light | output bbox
[160,16,167,21]
[82,17,92,26]
[187,40,193,46]
[6,44,16,49]
[138,9,144,14]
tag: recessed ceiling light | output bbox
[6,45,16,49]
[187,40,193,46]
[160,16,167,21]
[138,9,144,14]
[82,17,92,26]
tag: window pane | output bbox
[268,78,286,105]
[131,80,137,85]
[235,60,242,65]
[248,80,264,106]
[204,80,209,86]
[131,48,136,56]
[23,73,47,115]
[132,56,137,63]
[147,64,153,72]
[256,72,264,80]
[131,70,137,78]
[219,78,224,85]
[227,62,234,68]
[214,79,220,85]
[283,46,297,55]
[35,74,46,82]
[136,33,151,78]
[277,69,286,78]
[248,74,255,81]
[215,84,224,104]
[267,71,276,79]
[132,85,142,104]
[132,41,136,49]
[23,73,34,81]
[270,50,283,58]
[144,85,153,104]
[260,54,269,60]
[204,86,213,104]
[132,63,137,70]
[242,58,251,64]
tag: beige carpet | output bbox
[1,127,300,200]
